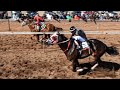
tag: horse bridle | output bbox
[50,39,70,45]
[52,39,70,52]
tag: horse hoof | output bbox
[77,69,84,72]
[78,68,89,75]
[78,69,88,75]
[91,63,98,70]
[77,67,88,72]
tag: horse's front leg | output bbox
[39,34,47,44]
[35,34,39,42]
[72,59,79,72]
[72,60,76,72]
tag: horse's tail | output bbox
[106,46,119,55]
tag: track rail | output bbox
[0,31,120,35]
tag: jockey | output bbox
[69,26,87,39]
[69,26,89,50]
[33,13,44,31]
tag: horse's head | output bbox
[21,19,32,27]
[46,31,67,45]
[21,18,34,27]
[17,15,34,27]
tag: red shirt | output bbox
[34,15,44,25]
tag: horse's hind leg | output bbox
[30,34,35,40]
[36,34,40,42]
[90,57,101,70]
[72,60,77,72]
[48,34,50,39]
[91,62,99,70]
[30,34,40,43]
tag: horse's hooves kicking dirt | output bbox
[78,69,90,75]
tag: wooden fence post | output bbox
[7,11,11,31]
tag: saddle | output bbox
[40,23,46,31]
[76,40,91,57]
[41,23,46,31]
[34,23,46,32]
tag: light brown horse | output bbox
[17,17,63,42]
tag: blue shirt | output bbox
[72,36,85,42]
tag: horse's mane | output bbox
[59,34,68,41]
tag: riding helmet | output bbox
[70,26,76,32]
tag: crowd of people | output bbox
[0,11,120,22]
[43,11,120,22]
[0,11,38,20]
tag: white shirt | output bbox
[46,14,52,20]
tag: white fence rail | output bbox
[0,31,120,35]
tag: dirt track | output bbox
[0,21,120,79]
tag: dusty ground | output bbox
[0,20,120,79]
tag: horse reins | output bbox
[55,39,70,52]
[57,39,70,44]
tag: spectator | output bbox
[12,11,19,20]
[0,11,8,19]
[26,11,37,18]
[46,13,52,21]
[100,14,104,20]
[74,15,80,20]
[66,14,72,22]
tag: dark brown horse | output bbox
[17,17,63,42]
[47,31,119,73]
